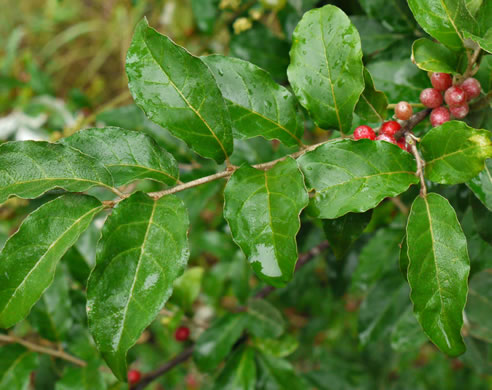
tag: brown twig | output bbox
[0,334,86,367]
[394,108,431,140]
[131,240,330,390]
[408,137,427,197]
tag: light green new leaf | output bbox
[407,0,477,50]
[355,68,388,124]
[467,159,492,211]
[126,18,233,163]
[420,121,492,184]
[298,139,418,219]
[61,127,179,186]
[0,141,113,204]
[412,38,460,74]
[466,269,492,342]
[0,194,103,329]
[202,55,304,147]
[287,5,364,133]
[215,346,256,390]
[246,299,285,339]
[406,193,470,356]
[194,313,247,372]
[87,192,190,381]
[0,345,38,390]
[224,158,308,287]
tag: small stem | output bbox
[0,334,86,367]
[390,197,409,215]
[408,137,427,197]
[387,103,424,109]
[463,46,482,80]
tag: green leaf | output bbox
[0,344,38,389]
[407,0,477,50]
[358,0,416,33]
[191,0,218,34]
[256,352,308,390]
[55,363,106,390]
[399,235,409,280]
[246,299,285,339]
[355,68,388,124]
[467,159,492,211]
[224,158,308,287]
[287,5,364,133]
[194,313,247,372]
[126,19,233,163]
[230,24,290,82]
[466,269,492,342]
[322,210,372,260]
[0,141,113,204]
[61,127,179,187]
[87,191,190,381]
[390,307,428,352]
[215,346,256,390]
[172,266,204,311]
[471,195,492,244]
[0,194,102,329]
[463,28,492,54]
[367,59,430,102]
[29,265,72,341]
[202,55,304,147]
[252,334,299,358]
[412,38,460,74]
[406,193,470,356]
[62,247,91,286]
[420,121,492,184]
[350,16,401,55]
[298,139,418,219]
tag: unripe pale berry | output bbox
[430,73,452,91]
[420,88,443,108]
[376,133,397,145]
[444,86,466,106]
[395,101,413,120]
[430,106,450,127]
[128,370,142,384]
[449,103,469,119]
[175,326,190,342]
[380,121,402,137]
[353,125,376,140]
[461,78,481,100]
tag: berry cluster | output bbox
[420,73,481,126]
[353,120,409,151]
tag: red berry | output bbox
[380,121,402,137]
[430,107,450,127]
[444,86,466,107]
[430,73,452,91]
[128,369,141,384]
[395,101,413,120]
[376,133,397,145]
[353,125,376,140]
[461,78,481,100]
[449,103,469,119]
[420,88,443,108]
[175,326,190,342]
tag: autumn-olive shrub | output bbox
[0,1,491,388]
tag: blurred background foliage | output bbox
[1,1,491,389]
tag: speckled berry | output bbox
[430,106,450,127]
[353,125,376,140]
[444,86,466,107]
[449,103,469,119]
[430,73,452,91]
[420,88,443,108]
[395,101,413,120]
[380,121,402,137]
[461,78,481,100]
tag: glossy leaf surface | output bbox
[0,345,38,390]
[0,141,113,204]
[421,121,492,184]
[412,38,459,74]
[406,193,469,356]
[354,68,388,124]
[0,194,102,328]
[126,19,233,163]
[224,158,308,287]
[215,346,256,390]
[87,192,190,380]
[61,127,179,186]
[194,313,247,372]
[298,139,418,219]
[202,55,303,147]
[467,159,492,211]
[287,5,364,133]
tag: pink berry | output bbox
[449,103,469,119]
[175,326,190,342]
[461,78,481,100]
[395,101,413,120]
[376,133,397,145]
[430,73,452,91]
[353,125,376,140]
[420,88,443,108]
[128,369,142,384]
[444,86,466,107]
[380,121,402,137]
[430,106,450,127]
